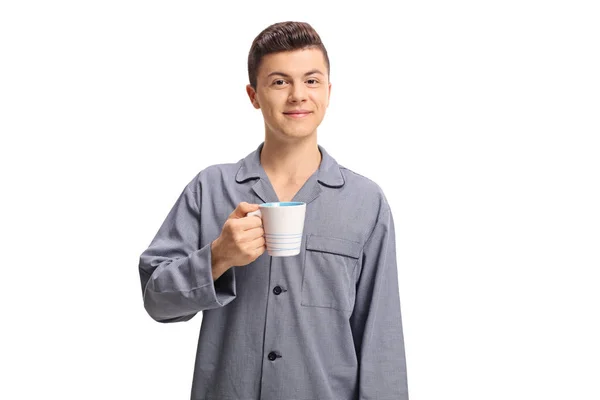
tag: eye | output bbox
[273,79,287,86]
[307,79,319,85]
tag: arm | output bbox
[350,202,409,399]
[138,179,236,323]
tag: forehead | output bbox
[258,48,327,77]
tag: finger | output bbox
[229,202,260,219]
[235,226,264,244]
[244,226,265,240]
[255,244,266,256]
[236,215,263,230]
[248,236,267,250]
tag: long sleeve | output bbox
[350,202,409,399]
[138,179,236,323]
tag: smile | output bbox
[283,112,312,119]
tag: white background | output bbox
[1,1,598,399]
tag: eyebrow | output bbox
[267,69,325,78]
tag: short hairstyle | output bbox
[247,21,330,89]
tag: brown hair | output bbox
[247,21,330,89]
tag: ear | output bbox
[326,82,332,108]
[246,84,260,109]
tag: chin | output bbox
[283,130,315,139]
[267,122,317,140]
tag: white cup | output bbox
[246,202,307,257]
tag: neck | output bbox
[260,135,322,184]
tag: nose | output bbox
[288,83,308,103]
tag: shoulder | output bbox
[334,165,394,244]
[185,161,241,193]
[338,165,391,213]
[201,162,240,180]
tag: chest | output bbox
[272,182,306,203]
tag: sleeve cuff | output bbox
[193,243,237,309]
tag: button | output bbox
[273,286,282,295]
[268,351,278,361]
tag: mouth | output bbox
[283,111,312,119]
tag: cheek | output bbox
[313,89,329,106]
[264,103,281,120]
[260,94,282,110]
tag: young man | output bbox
[139,21,409,400]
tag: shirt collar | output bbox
[235,141,345,188]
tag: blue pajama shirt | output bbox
[138,142,409,399]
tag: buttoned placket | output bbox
[253,170,324,400]
[233,142,346,399]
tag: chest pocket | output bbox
[301,234,362,312]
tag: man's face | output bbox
[246,48,331,141]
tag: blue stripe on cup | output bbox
[268,246,301,251]
[265,233,302,252]
[266,239,302,244]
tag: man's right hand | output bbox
[210,202,266,280]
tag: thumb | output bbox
[229,202,259,219]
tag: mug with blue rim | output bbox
[247,202,306,257]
